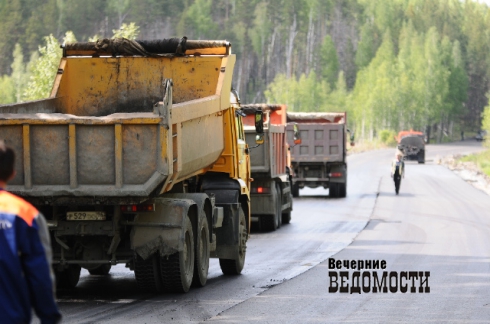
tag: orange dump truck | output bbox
[396,130,426,163]
[242,104,293,231]
[0,38,261,293]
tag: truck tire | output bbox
[275,183,282,229]
[259,185,281,231]
[260,214,276,232]
[329,183,339,198]
[282,183,293,224]
[282,211,291,224]
[192,216,210,287]
[292,184,300,198]
[338,182,347,198]
[56,265,81,289]
[134,254,162,293]
[219,207,247,275]
[88,264,111,276]
[418,152,425,164]
[160,214,195,293]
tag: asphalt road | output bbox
[49,141,489,323]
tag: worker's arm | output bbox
[18,213,61,324]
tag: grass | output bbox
[347,140,395,155]
[460,149,490,177]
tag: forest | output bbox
[0,0,490,143]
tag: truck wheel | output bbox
[282,211,291,224]
[192,215,210,287]
[219,207,247,275]
[160,214,194,293]
[260,214,276,232]
[88,264,111,276]
[329,183,338,198]
[338,182,347,198]
[134,254,162,293]
[292,184,300,198]
[56,265,81,289]
[275,183,282,229]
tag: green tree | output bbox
[444,39,467,121]
[319,35,339,88]
[10,43,27,103]
[422,27,450,141]
[112,22,140,39]
[326,71,348,112]
[355,23,379,70]
[0,0,23,74]
[109,0,130,28]
[0,75,15,104]
[23,32,76,101]
[351,30,396,139]
[264,73,298,110]
[178,0,218,39]
[482,103,490,148]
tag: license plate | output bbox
[66,211,106,221]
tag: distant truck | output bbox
[396,130,425,163]
[0,38,261,293]
[242,104,294,231]
[475,130,487,142]
[286,112,350,198]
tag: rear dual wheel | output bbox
[135,213,202,293]
[292,184,300,198]
[259,184,282,231]
[56,265,81,289]
[282,211,291,224]
[192,216,210,287]
[329,182,346,198]
[134,254,163,293]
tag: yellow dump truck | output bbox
[0,38,259,293]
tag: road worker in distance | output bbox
[391,152,405,195]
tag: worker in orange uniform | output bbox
[0,140,61,324]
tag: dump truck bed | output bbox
[243,104,288,177]
[0,40,235,201]
[286,112,346,163]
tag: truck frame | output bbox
[0,38,257,293]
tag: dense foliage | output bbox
[0,0,489,141]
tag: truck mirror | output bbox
[255,134,264,145]
[293,123,301,145]
[350,133,355,146]
[255,110,264,134]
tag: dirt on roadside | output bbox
[438,155,490,196]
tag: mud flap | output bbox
[130,198,195,261]
[329,164,347,184]
[211,203,241,260]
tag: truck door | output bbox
[235,114,250,188]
